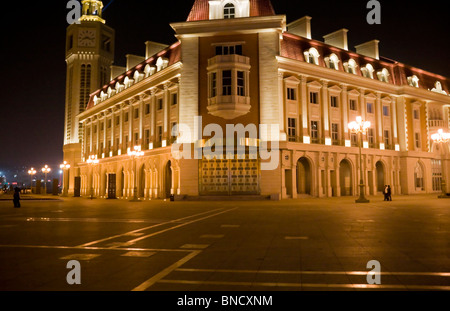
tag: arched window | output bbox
[344,59,358,74]
[414,162,424,191]
[224,3,236,19]
[304,48,320,65]
[407,75,419,88]
[361,64,374,79]
[377,68,390,83]
[325,54,340,70]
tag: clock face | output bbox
[78,29,96,47]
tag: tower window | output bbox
[237,71,245,96]
[222,70,232,96]
[224,3,235,19]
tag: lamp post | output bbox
[86,155,99,200]
[41,165,51,195]
[348,116,371,203]
[431,129,450,198]
[128,145,144,202]
[28,168,36,194]
[60,161,71,197]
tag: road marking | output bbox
[125,208,238,245]
[157,279,450,290]
[60,254,101,261]
[285,236,309,240]
[107,242,134,248]
[132,250,201,291]
[121,251,156,258]
[0,244,192,253]
[175,268,450,277]
[78,208,227,247]
[200,235,224,239]
[180,244,210,250]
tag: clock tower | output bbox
[63,0,115,195]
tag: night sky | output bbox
[0,0,449,180]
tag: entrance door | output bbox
[74,177,81,197]
[376,162,385,193]
[165,161,172,199]
[108,174,116,199]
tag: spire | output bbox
[79,0,106,24]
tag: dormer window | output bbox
[325,54,340,70]
[344,59,358,74]
[224,3,236,19]
[407,75,419,88]
[304,48,320,65]
[377,68,390,83]
[361,64,375,79]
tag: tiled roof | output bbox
[281,32,450,93]
[187,0,275,22]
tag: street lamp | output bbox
[128,145,144,202]
[60,161,71,197]
[348,116,371,203]
[41,165,51,195]
[28,168,36,194]
[86,155,99,200]
[431,129,450,198]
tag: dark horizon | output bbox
[0,0,449,174]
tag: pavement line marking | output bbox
[121,251,156,258]
[157,280,450,290]
[180,244,210,250]
[60,254,101,261]
[132,250,202,291]
[0,244,192,253]
[125,208,238,245]
[200,235,225,239]
[175,268,450,277]
[77,208,227,247]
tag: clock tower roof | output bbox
[79,0,106,24]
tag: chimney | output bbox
[145,41,169,59]
[287,16,312,39]
[126,54,145,71]
[323,29,349,50]
[110,65,126,80]
[355,40,380,60]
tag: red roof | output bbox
[187,0,275,22]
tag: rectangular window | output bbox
[331,123,339,144]
[134,108,139,119]
[349,99,357,111]
[310,92,318,104]
[384,130,390,148]
[351,133,358,147]
[101,122,104,131]
[116,116,120,126]
[237,71,245,96]
[171,122,178,139]
[432,160,442,191]
[107,119,111,129]
[134,133,139,146]
[311,121,319,143]
[158,99,163,110]
[288,118,297,142]
[107,140,111,154]
[210,72,217,97]
[145,104,150,115]
[93,125,97,134]
[415,132,421,149]
[414,109,420,120]
[222,70,232,96]
[367,102,374,114]
[145,130,150,148]
[157,126,163,142]
[124,112,129,123]
[331,96,339,108]
[287,88,296,101]
[171,93,178,106]
[368,128,375,147]
[216,44,242,55]
[383,106,390,116]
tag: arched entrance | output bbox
[297,157,312,195]
[340,159,353,196]
[139,165,146,198]
[165,161,172,199]
[376,161,385,193]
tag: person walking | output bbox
[13,187,21,208]
[383,185,389,201]
[387,185,392,201]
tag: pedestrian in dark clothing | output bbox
[13,188,21,208]
[387,185,392,201]
[383,185,389,201]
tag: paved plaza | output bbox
[0,193,449,291]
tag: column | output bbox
[376,92,383,147]
[278,72,286,139]
[359,88,366,120]
[163,84,170,140]
[291,163,297,199]
[321,80,330,142]
[391,96,399,148]
[151,88,157,138]
[111,112,115,156]
[119,108,124,154]
[139,95,144,142]
[340,84,350,142]
[300,75,309,141]
[396,96,407,152]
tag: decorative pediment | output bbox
[347,89,360,97]
[284,76,300,85]
[328,85,342,93]
[307,80,323,90]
